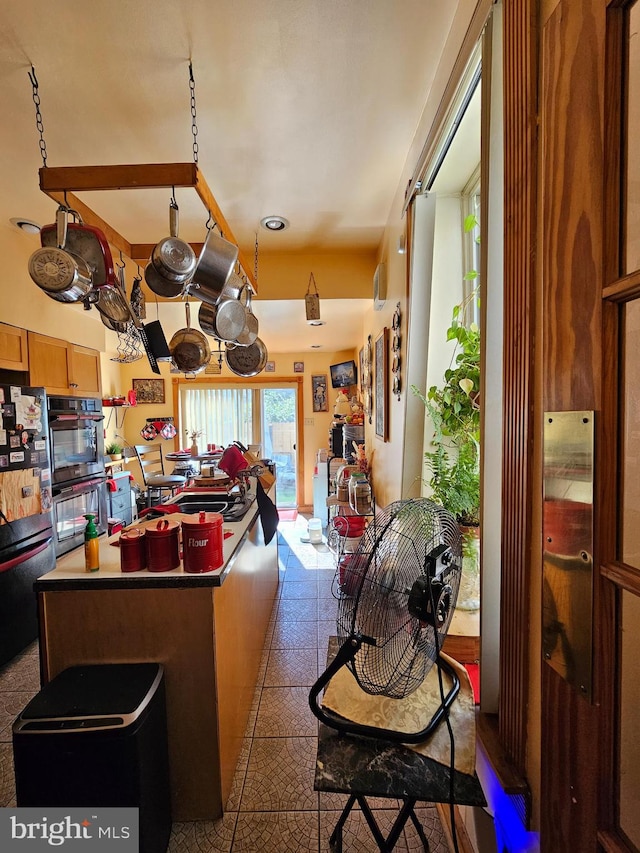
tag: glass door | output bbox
[260,387,297,508]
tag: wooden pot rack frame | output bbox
[39,162,257,291]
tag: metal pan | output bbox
[235,286,259,347]
[225,337,268,377]
[189,228,238,304]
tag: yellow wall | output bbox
[255,249,376,299]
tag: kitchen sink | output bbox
[171,493,254,522]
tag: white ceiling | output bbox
[0,0,473,353]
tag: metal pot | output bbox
[188,228,239,304]
[198,296,246,344]
[235,285,259,347]
[150,201,197,283]
[144,261,186,298]
[28,207,93,303]
[225,337,268,377]
[170,302,211,375]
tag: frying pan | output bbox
[28,207,93,303]
[225,337,268,377]
[40,216,116,288]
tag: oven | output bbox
[51,476,108,558]
[47,396,105,486]
[47,396,107,557]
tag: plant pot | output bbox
[109,453,123,462]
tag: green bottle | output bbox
[84,514,100,573]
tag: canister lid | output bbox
[120,528,146,542]
[145,519,180,538]
[181,511,223,530]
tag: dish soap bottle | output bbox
[84,514,100,573]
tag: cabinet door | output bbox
[0,323,29,371]
[28,332,72,395]
[69,344,102,397]
[28,333,102,397]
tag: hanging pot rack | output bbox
[38,162,257,292]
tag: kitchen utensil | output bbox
[150,200,197,283]
[198,297,246,344]
[100,313,129,334]
[116,261,160,374]
[235,285,259,346]
[224,337,268,377]
[94,283,131,324]
[169,301,211,375]
[28,205,94,303]
[130,275,146,319]
[188,226,238,303]
[40,216,116,288]
[144,260,186,298]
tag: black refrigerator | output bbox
[0,384,55,667]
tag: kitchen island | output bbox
[34,493,279,821]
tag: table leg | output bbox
[329,793,357,851]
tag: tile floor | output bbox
[0,516,450,852]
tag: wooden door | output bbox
[28,332,73,395]
[68,344,102,397]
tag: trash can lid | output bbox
[18,663,163,721]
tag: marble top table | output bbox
[314,638,485,851]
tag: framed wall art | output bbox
[265,361,276,372]
[294,361,305,373]
[132,378,165,404]
[311,374,329,412]
[374,328,389,440]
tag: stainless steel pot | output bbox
[144,261,186,298]
[170,302,211,375]
[235,285,259,347]
[188,228,239,304]
[150,201,197,282]
[28,207,93,303]
[94,284,131,324]
[225,337,268,377]
[198,296,246,344]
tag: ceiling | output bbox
[0,0,471,353]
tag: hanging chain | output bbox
[28,66,48,168]
[254,232,259,288]
[189,61,199,164]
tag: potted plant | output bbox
[105,441,123,461]
[412,288,480,609]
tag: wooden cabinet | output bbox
[0,322,29,371]
[28,332,102,397]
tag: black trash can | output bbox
[13,663,171,853]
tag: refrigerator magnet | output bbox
[0,456,7,468]
[0,430,5,446]
[9,435,20,449]
[9,452,24,463]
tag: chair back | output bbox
[134,444,166,486]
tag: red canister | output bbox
[119,529,147,573]
[182,512,224,574]
[145,519,181,572]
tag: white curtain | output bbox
[180,386,253,449]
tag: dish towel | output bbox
[256,481,279,545]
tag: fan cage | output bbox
[334,499,462,699]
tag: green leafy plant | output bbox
[412,286,480,527]
[105,441,123,456]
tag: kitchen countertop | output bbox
[35,491,261,591]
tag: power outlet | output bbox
[304,418,315,426]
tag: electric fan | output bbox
[309,498,463,742]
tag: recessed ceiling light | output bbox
[310,344,322,349]
[9,217,41,234]
[307,319,326,326]
[260,215,289,232]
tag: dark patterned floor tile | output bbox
[319,792,401,811]
[191,813,237,851]
[320,808,411,851]
[255,686,317,737]
[271,620,318,651]
[277,597,318,621]
[0,653,41,694]
[241,737,319,811]
[264,647,318,687]
[232,811,319,852]
[317,620,336,651]
[317,596,338,622]
[0,743,15,807]
[226,738,252,812]
[0,693,34,742]
[280,580,319,600]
